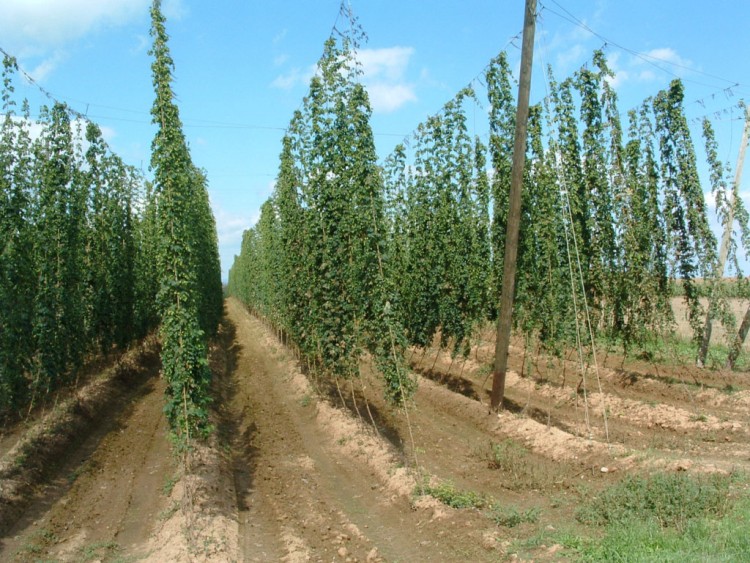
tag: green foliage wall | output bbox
[0,56,156,417]
[229,37,740,371]
[228,25,413,402]
[149,0,223,439]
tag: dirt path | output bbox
[0,373,176,561]
[408,340,750,473]
[220,298,502,562]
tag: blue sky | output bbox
[0,0,748,280]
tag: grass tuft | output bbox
[487,504,540,527]
[420,480,488,509]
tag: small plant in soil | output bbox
[15,528,57,557]
[487,439,528,473]
[418,479,488,509]
[487,503,541,527]
[158,500,180,521]
[79,540,122,561]
[162,472,179,495]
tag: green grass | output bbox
[78,540,122,561]
[567,472,750,561]
[487,504,540,527]
[604,328,750,372]
[162,472,179,496]
[487,439,528,473]
[577,496,750,561]
[484,439,562,491]
[576,472,737,529]
[419,479,488,509]
[417,478,541,528]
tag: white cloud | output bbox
[356,46,417,114]
[0,0,150,47]
[602,52,627,88]
[273,29,288,45]
[357,46,413,81]
[132,34,150,54]
[0,0,186,81]
[100,125,117,143]
[555,43,586,70]
[273,54,289,67]
[270,46,418,113]
[1,115,118,152]
[605,47,693,89]
[271,65,317,90]
[211,200,256,248]
[640,47,693,70]
[27,50,67,82]
[637,69,657,82]
[162,0,187,20]
[366,83,417,114]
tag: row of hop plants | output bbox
[386,48,749,367]
[228,14,413,402]
[0,0,224,444]
[148,0,223,441]
[387,48,749,367]
[228,21,748,394]
[0,55,156,419]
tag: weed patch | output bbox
[419,480,488,509]
[577,495,750,561]
[487,504,540,527]
[577,472,740,530]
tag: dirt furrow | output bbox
[0,376,175,562]
[223,298,502,562]
[410,341,750,472]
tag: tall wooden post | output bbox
[724,103,750,369]
[490,0,537,411]
[698,103,750,367]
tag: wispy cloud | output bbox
[640,47,693,70]
[270,65,317,90]
[214,206,255,247]
[357,46,413,81]
[357,46,417,114]
[608,47,694,88]
[273,29,288,45]
[366,83,417,114]
[162,0,187,20]
[0,0,186,80]
[0,0,149,47]
[270,45,418,113]
[27,50,67,82]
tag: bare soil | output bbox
[1,298,748,562]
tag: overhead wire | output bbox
[543,0,743,93]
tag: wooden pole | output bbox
[490,0,536,411]
[697,104,750,366]
[724,104,750,369]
